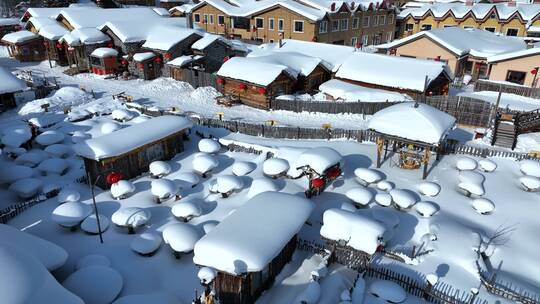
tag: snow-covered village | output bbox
[0,0,540,302]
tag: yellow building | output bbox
[488,48,540,87]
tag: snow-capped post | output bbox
[423,273,438,300]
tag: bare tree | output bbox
[476,223,517,258]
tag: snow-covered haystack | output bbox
[519,175,540,192]
[71,131,89,144]
[368,280,407,303]
[52,202,92,228]
[198,138,221,154]
[232,161,256,176]
[247,178,278,198]
[414,201,439,217]
[209,175,243,197]
[416,181,441,197]
[354,168,383,186]
[263,157,290,178]
[1,125,31,148]
[81,214,109,234]
[293,280,321,304]
[171,200,203,222]
[44,144,71,158]
[57,188,81,204]
[111,109,134,122]
[456,156,477,171]
[0,224,68,271]
[174,172,200,188]
[478,159,497,172]
[149,161,171,178]
[376,180,394,192]
[192,153,219,177]
[162,223,201,258]
[151,179,178,200]
[198,267,217,284]
[375,193,392,207]
[76,255,111,270]
[520,160,540,177]
[110,180,136,199]
[130,232,162,256]
[346,188,373,207]
[111,207,151,233]
[0,245,83,304]
[15,151,47,167]
[471,198,495,215]
[100,121,121,134]
[389,189,417,209]
[35,130,65,146]
[0,164,33,184]
[63,265,123,304]
[458,171,485,197]
[37,157,69,175]
[9,178,42,198]
[19,87,92,115]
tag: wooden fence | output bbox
[474,80,540,99]
[183,69,223,92]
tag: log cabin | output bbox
[0,18,22,37]
[166,55,204,81]
[89,47,119,75]
[191,34,240,73]
[193,192,314,304]
[73,115,193,189]
[59,28,112,73]
[1,30,47,62]
[26,17,70,66]
[130,52,161,80]
[0,67,29,113]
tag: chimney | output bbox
[330,2,336,11]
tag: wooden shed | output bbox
[166,55,204,81]
[193,192,314,304]
[1,30,46,62]
[0,67,29,112]
[26,17,70,66]
[192,34,237,73]
[73,115,193,189]
[89,47,119,75]
[130,52,161,80]
[59,28,112,73]
[0,18,22,37]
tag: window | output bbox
[269,18,274,30]
[352,17,359,29]
[351,37,358,47]
[484,27,496,32]
[319,20,328,33]
[363,16,370,27]
[209,14,214,24]
[332,20,339,32]
[340,19,348,31]
[362,34,368,46]
[203,14,208,23]
[405,23,414,31]
[463,26,474,29]
[332,40,345,45]
[420,24,432,31]
[379,15,386,26]
[490,13,496,19]
[218,15,225,25]
[386,31,392,42]
[388,14,394,24]
[372,15,378,26]
[269,39,274,43]
[255,17,263,29]
[278,18,284,31]
[443,25,455,28]
[373,34,381,45]
[506,70,526,85]
[294,20,304,32]
[194,13,200,23]
[506,28,519,36]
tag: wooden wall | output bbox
[0,93,17,112]
[222,73,294,109]
[4,38,46,62]
[325,238,372,271]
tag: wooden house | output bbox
[0,67,29,112]
[130,52,161,80]
[193,192,314,304]
[26,17,70,66]
[59,28,112,73]
[1,30,46,62]
[160,0,188,10]
[73,115,193,189]
[167,55,204,81]
[0,19,22,37]
[191,34,238,73]
[89,47,119,75]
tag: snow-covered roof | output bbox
[166,55,203,67]
[142,25,202,51]
[99,17,191,43]
[90,47,118,58]
[60,27,110,46]
[0,18,21,26]
[247,51,327,77]
[294,147,342,175]
[0,67,27,94]
[319,79,412,102]
[37,22,69,41]
[368,102,456,144]
[377,27,526,58]
[488,47,540,63]
[74,116,192,160]
[1,30,39,44]
[133,52,156,62]
[399,3,540,22]
[191,33,229,51]
[335,52,452,93]
[217,56,293,86]
[57,7,167,30]
[152,7,171,16]
[170,4,196,13]
[320,208,385,255]
[193,192,314,274]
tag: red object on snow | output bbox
[106,172,122,185]
[223,56,229,62]
[310,178,325,189]
[238,83,247,90]
[326,167,341,179]
[252,26,256,32]
[257,87,266,95]
[217,78,225,85]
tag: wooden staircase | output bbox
[491,109,540,150]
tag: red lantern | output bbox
[106,172,122,185]
[137,63,144,69]
[257,87,267,95]
[107,42,113,48]
[238,83,247,90]
[531,68,538,75]
[311,36,317,42]
[252,25,256,32]
[121,59,128,65]
[310,178,325,189]
[223,56,229,63]
[326,166,341,179]
[154,56,162,63]
[217,78,225,85]
[56,43,63,49]
[164,53,172,60]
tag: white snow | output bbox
[416,181,441,197]
[76,254,111,270]
[111,207,151,228]
[294,147,342,175]
[19,87,93,116]
[458,91,540,112]
[35,130,65,146]
[458,171,486,196]
[478,159,497,172]
[171,200,202,220]
[60,28,110,46]
[456,156,478,171]
[519,175,540,191]
[210,175,243,195]
[172,172,200,188]
[232,161,256,176]
[57,188,81,204]
[217,56,290,87]
[293,280,321,304]
[37,157,69,175]
[15,151,47,167]
[63,265,123,304]
[45,144,71,158]
[51,202,92,227]
[415,201,439,217]
[368,102,456,145]
[519,159,540,177]
[100,121,121,134]
[110,180,136,199]
[2,125,31,147]
[113,292,180,304]
[111,109,134,122]
[130,232,162,255]
[246,178,278,198]
[389,189,418,209]
[319,79,412,102]
[368,280,407,303]
[375,193,392,207]
[151,179,178,199]
[9,177,42,198]
[0,164,33,184]
[263,157,290,177]
[0,67,27,94]
[320,208,384,255]
[90,47,118,58]
[192,153,219,176]
[133,52,155,62]
[149,160,172,178]
[1,30,38,44]
[198,267,217,284]
[81,214,109,234]
[376,180,394,191]
[141,25,202,51]
[198,138,221,154]
[471,198,495,214]
[346,187,373,207]
[354,168,383,185]
[162,223,201,253]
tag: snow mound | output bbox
[198,138,221,153]
[71,131,89,143]
[376,180,393,191]
[456,156,477,171]
[63,265,123,304]
[293,280,321,304]
[58,188,81,204]
[346,187,373,207]
[210,175,243,195]
[111,109,134,122]
[354,168,383,185]
[340,201,357,212]
[110,180,136,199]
[190,86,221,101]
[113,292,180,304]
[478,159,497,172]
[375,193,392,207]
[149,160,171,178]
[0,164,33,184]
[151,179,178,199]
[111,207,151,229]
[416,181,441,197]
[9,177,42,198]
[202,222,218,234]
[76,255,111,270]
[171,200,202,221]
[371,208,400,229]
[81,214,109,234]
[174,172,200,188]
[295,147,342,175]
[459,171,485,184]
[100,121,121,134]
[520,160,540,177]
[263,157,290,177]
[162,223,201,253]
[519,175,540,191]
[458,171,485,196]
[0,224,68,271]
[37,157,69,175]
[247,178,278,198]
[192,153,218,176]
[426,273,439,285]
[232,161,256,176]
[472,198,495,214]
[52,202,92,228]
[198,267,217,284]
[415,201,439,217]
[1,125,31,147]
[15,151,47,167]
[368,280,407,303]
[130,232,162,255]
[36,130,65,146]
[45,144,71,158]
[131,115,150,124]
[389,189,417,209]
[19,87,93,115]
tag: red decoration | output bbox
[107,42,113,48]
[164,53,172,60]
[310,178,325,189]
[435,55,441,61]
[154,57,162,63]
[257,87,267,95]
[56,43,63,50]
[106,172,122,185]
[238,83,247,90]
[311,36,317,42]
[326,167,341,179]
[121,59,128,65]
[531,68,538,75]
[223,56,229,63]
[252,26,256,32]
[137,63,144,69]
[217,78,225,85]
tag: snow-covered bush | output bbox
[375,193,392,207]
[354,168,383,186]
[368,280,407,303]
[51,202,92,229]
[63,265,123,304]
[76,254,111,270]
[416,181,441,197]
[263,157,290,178]
[472,198,495,215]
[149,161,171,178]
[247,178,278,198]
[151,179,178,201]
[100,121,121,134]
[174,172,200,188]
[209,175,243,198]
[202,222,218,234]
[198,267,217,284]
[346,188,373,207]
[232,161,256,176]
[15,151,47,167]
[458,171,485,197]
[0,165,33,184]
[130,232,162,256]
[162,223,201,258]
[111,109,134,122]
[44,144,71,158]
[81,214,109,234]
[111,207,151,233]
[192,153,219,177]
[35,130,65,146]
[171,200,202,222]
[456,157,477,171]
[389,189,418,209]
[478,159,497,172]
[414,201,439,217]
[198,138,221,154]
[519,175,540,192]
[376,180,394,192]
[520,160,540,178]
[9,178,42,198]
[110,180,136,199]
[57,188,81,204]
[37,158,69,175]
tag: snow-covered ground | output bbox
[458,91,540,112]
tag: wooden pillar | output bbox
[422,148,430,180]
[383,140,389,161]
[376,137,384,168]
